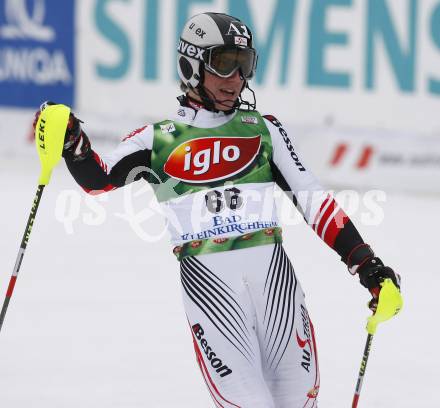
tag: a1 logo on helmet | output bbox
[226,22,251,39]
[164,136,261,183]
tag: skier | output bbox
[35,12,401,408]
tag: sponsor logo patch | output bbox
[164,135,261,183]
[160,122,176,133]
[234,36,248,46]
[241,116,258,124]
[307,386,319,398]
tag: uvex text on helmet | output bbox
[177,13,255,90]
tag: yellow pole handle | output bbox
[35,104,71,185]
[367,278,403,335]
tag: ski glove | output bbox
[346,244,403,333]
[33,101,91,161]
[357,257,401,311]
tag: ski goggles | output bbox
[203,45,257,80]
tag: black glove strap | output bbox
[358,257,400,290]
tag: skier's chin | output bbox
[214,98,236,111]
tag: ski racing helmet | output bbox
[177,12,258,109]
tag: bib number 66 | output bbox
[205,187,243,213]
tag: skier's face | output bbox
[203,69,244,110]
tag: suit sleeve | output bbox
[65,125,153,194]
[263,114,370,265]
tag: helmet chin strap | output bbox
[201,85,241,111]
[190,68,251,112]
[238,82,257,111]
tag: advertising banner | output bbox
[295,125,440,193]
[76,0,440,134]
[0,0,75,108]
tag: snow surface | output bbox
[0,146,439,408]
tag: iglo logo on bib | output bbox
[164,135,261,183]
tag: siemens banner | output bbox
[91,0,439,92]
[76,0,440,132]
[0,0,75,108]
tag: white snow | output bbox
[0,144,438,407]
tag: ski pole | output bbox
[0,103,70,334]
[351,278,403,407]
[352,333,373,408]
[0,185,46,332]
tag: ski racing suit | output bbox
[65,97,370,408]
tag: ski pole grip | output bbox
[366,279,403,334]
[35,104,70,185]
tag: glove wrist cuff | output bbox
[63,131,91,161]
[346,243,374,275]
